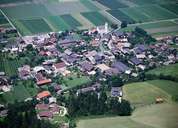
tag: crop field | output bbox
[123,80,178,106]
[77,103,178,128]
[61,14,82,29]
[146,63,178,79]
[81,11,112,26]
[0,0,178,36]
[160,3,178,15]
[120,5,178,23]
[107,9,135,24]
[96,0,128,9]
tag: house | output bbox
[96,64,110,73]
[80,61,94,72]
[38,111,53,119]
[129,57,142,65]
[111,61,131,74]
[111,87,123,97]
[36,104,49,111]
[35,73,52,86]
[0,78,11,92]
[53,62,66,73]
[104,68,120,76]
[37,91,51,99]
[18,65,31,80]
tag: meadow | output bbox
[77,103,178,128]
[146,63,178,79]
[77,79,178,128]
[62,74,91,90]
[123,80,178,106]
[0,80,38,104]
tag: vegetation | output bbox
[67,91,132,117]
[123,80,178,106]
[0,80,38,104]
[77,103,178,128]
[146,63,178,80]
[0,101,57,128]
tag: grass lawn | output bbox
[0,80,38,104]
[123,80,178,107]
[63,74,91,89]
[146,63,178,79]
[77,103,178,128]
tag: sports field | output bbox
[77,103,178,128]
[146,63,178,79]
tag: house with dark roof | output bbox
[129,57,142,65]
[111,87,122,97]
[111,61,131,74]
[80,61,94,72]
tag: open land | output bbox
[0,0,178,36]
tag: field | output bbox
[146,63,178,79]
[77,79,178,128]
[81,11,112,26]
[123,80,178,106]
[77,103,178,128]
[63,74,91,89]
[0,80,38,104]
[0,0,178,37]
[0,53,26,77]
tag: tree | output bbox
[26,44,34,51]
[111,24,118,29]
[121,21,127,28]
[108,76,124,87]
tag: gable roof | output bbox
[111,61,129,72]
[37,91,51,99]
[53,62,66,69]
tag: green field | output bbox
[160,3,178,15]
[0,80,38,104]
[0,53,25,77]
[0,11,8,25]
[120,5,178,23]
[80,0,99,11]
[81,11,112,26]
[107,9,135,23]
[61,14,82,29]
[96,0,128,9]
[77,103,178,128]
[12,18,52,35]
[146,63,178,79]
[1,0,178,36]
[46,16,70,31]
[63,74,91,89]
[123,80,178,106]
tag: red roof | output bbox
[37,79,52,86]
[37,91,51,99]
[53,62,66,69]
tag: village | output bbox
[0,22,178,127]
